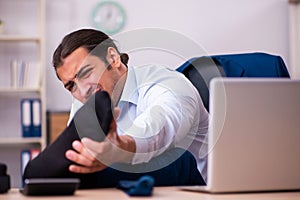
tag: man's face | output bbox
[56,47,117,103]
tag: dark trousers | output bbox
[78,148,206,188]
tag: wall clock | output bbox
[92,1,126,35]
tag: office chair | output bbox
[177,52,290,112]
[177,56,225,112]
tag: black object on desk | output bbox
[20,178,80,196]
[0,163,10,194]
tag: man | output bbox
[24,28,208,188]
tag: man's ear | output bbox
[106,47,121,68]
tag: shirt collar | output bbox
[118,66,139,105]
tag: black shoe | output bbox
[23,91,113,179]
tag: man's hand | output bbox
[65,108,136,174]
[65,140,107,173]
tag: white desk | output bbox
[3,187,300,200]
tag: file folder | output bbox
[20,99,32,137]
[32,99,41,137]
[20,98,42,137]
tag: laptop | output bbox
[180,78,300,193]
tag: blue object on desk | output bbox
[117,175,155,196]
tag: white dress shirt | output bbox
[69,64,209,181]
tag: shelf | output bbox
[0,0,46,188]
[0,87,40,93]
[0,34,41,42]
[0,137,42,146]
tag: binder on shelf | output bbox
[10,60,18,88]
[21,148,41,186]
[20,98,42,137]
[18,61,26,88]
[24,62,41,89]
[10,60,41,89]
[32,99,41,137]
[10,60,26,88]
[20,150,31,175]
[20,149,41,174]
[21,99,32,137]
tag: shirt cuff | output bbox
[131,137,154,164]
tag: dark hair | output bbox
[52,29,129,72]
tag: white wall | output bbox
[289,2,300,78]
[45,0,290,111]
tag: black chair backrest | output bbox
[181,56,225,112]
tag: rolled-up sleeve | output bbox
[118,84,200,165]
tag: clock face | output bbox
[92,1,126,35]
